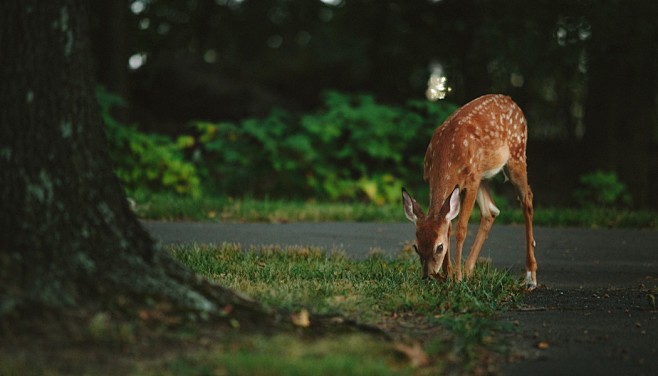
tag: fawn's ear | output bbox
[445,187,461,221]
[402,188,424,223]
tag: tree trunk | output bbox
[0,0,268,323]
[582,1,658,208]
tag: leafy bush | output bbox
[97,87,201,198]
[190,91,457,203]
[191,109,311,197]
[98,88,458,203]
[573,170,631,208]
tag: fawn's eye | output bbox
[435,244,444,254]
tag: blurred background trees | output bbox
[89,0,658,209]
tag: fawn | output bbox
[402,94,537,289]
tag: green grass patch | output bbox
[140,334,403,376]
[171,244,521,318]
[133,192,658,228]
[163,243,525,374]
[133,193,400,222]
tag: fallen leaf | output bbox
[330,295,347,303]
[222,304,234,315]
[395,342,429,367]
[536,341,550,350]
[138,309,152,321]
[291,309,311,328]
[137,309,181,325]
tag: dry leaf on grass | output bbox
[291,309,311,328]
[394,342,429,367]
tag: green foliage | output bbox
[573,170,631,208]
[190,91,458,203]
[101,88,575,208]
[191,109,309,198]
[97,87,201,197]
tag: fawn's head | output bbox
[402,187,460,279]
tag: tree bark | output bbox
[0,0,268,323]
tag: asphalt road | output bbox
[143,220,658,375]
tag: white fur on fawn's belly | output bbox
[482,148,509,179]
[482,164,504,179]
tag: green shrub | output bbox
[98,88,458,203]
[190,109,311,198]
[301,92,420,201]
[97,87,201,198]
[573,170,631,208]
[190,91,457,203]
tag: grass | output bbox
[171,244,521,318]
[132,192,658,228]
[0,244,524,375]
[159,243,525,375]
[133,194,400,222]
[0,247,523,375]
[138,334,402,376]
